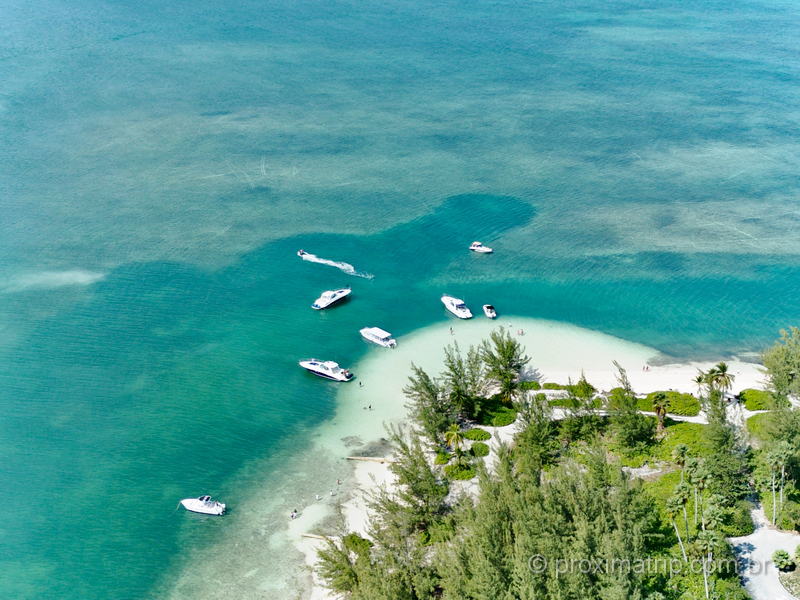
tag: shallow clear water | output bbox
[2,0,800,597]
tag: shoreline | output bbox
[290,317,766,600]
[161,316,766,600]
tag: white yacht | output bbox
[360,326,397,348]
[441,295,473,319]
[299,359,354,381]
[180,495,226,516]
[469,241,493,253]
[311,287,351,310]
[483,304,497,319]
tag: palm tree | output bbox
[675,481,691,540]
[694,370,709,397]
[667,495,689,561]
[774,441,793,513]
[652,392,670,436]
[704,497,725,532]
[686,457,707,527]
[672,444,689,483]
[766,448,782,524]
[708,362,735,396]
[444,423,464,453]
[695,530,717,600]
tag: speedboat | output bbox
[297,249,307,257]
[299,359,354,381]
[441,295,473,319]
[360,326,397,348]
[469,241,493,254]
[483,304,497,319]
[312,287,351,310]
[180,495,226,516]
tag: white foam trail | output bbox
[299,252,374,279]
[1,269,106,293]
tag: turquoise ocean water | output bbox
[2,0,800,597]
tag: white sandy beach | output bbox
[291,317,766,600]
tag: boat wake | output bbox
[298,251,374,279]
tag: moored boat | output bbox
[469,241,493,253]
[483,304,497,319]
[441,295,473,319]
[360,326,397,348]
[180,495,226,516]
[312,287,351,310]
[299,359,354,381]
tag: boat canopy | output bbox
[363,327,392,339]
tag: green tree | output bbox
[695,530,717,599]
[707,362,734,396]
[676,481,692,539]
[442,342,485,419]
[672,444,689,483]
[609,361,654,453]
[444,423,465,453]
[652,391,670,436]
[403,364,453,444]
[667,494,689,561]
[480,327,530,404]
[763,327,800,398]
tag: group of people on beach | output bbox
[290,479,343,519]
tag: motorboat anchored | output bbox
[299,359,354,381]
[312,287,351,310]
[441,295,473,319]
[180,495,226,516]
[483,304,497,319]
[469,241,493,253]
[360,327,397,348]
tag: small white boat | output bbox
[483,304,497,319]
[299,359,354,381]
[360,326,397,348]
[180,495,226,516]
[469,241,493,254]
[312,287,351,310]
[441,295,473,319]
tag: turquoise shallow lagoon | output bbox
[2,0,800,597]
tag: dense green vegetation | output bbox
[463,428,491,441]
[739,387,773,411]
[316,334,784,599]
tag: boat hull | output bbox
[180,499,226,515]
[301,367,353,381]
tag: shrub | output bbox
[476,396,518,427]
[722,500,756,536]
[644,391,701,416]
[491,409,517,427]
[654,422,710,461]
[470,442,490,457]
[343,533,373,556]
[773,549,794,571]
[778,501,800,532]
[444,464,476,480]
[464,428,491,441]
[434,450,451,465]
[542,382,568,390]
[747,412,773,443]
[519,381,541,390]
[740,388,772,411]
